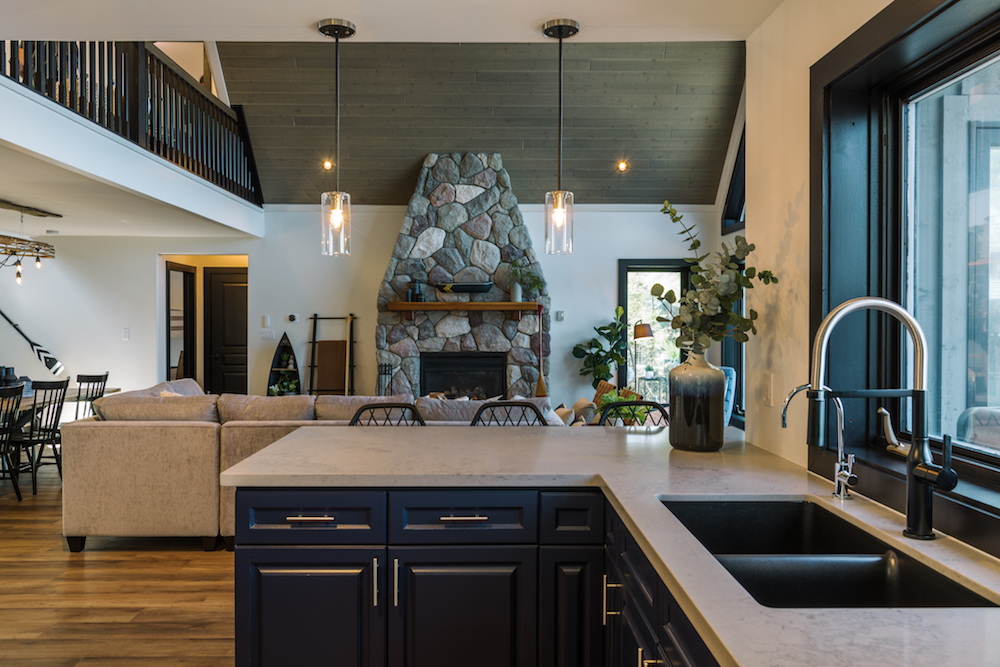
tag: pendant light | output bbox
[542,19,579,255]
[318,18,356,256]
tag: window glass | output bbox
[905,54,1000,454]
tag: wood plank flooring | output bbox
[0,464,235,666]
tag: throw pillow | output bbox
[315,394,415,421]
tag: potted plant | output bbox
[651,200,777,451]
[596,388,650,425]
[508,257,545,302]
[572,306,628,389]
[645,364,655,379]
[268,373,299,396]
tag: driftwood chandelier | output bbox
[0,199,59,285]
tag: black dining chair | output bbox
[349,403,426,426]
[471,401,547,426]
[0,384,25,501]
[12,377,69,494]
[74,372,109,420]
[597,400,669,427]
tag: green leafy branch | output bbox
[651,201,778,352]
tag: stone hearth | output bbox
[376,152,551,397]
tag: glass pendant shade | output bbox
[321,191,351,256]
[544,190,573,255]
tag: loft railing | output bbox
[0,41,263,206]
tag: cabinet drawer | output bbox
[621,530,658,625]
[236,489,386,545]
[658,580,720,667]
[388,490,538,544]
[540,491,604,544]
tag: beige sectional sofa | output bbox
[59,380,563,551]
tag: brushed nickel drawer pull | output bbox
[439,515,489,522]
[285,515,334,522]
[372,557,378,608]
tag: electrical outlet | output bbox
[260,329,275,340]
[122,328,130,341]
[763,373,774,407]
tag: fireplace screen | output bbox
[420,352,506,399]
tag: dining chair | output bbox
[471,401,546,426]
[13,377,69,494]
[74,372,109,420]
[597,400,669,427]
[0,384,25,501]
[349,403,426,426]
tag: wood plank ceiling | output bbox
[218,41,744,206]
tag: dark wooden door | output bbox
[539,546,603,667]
[235,546,385,667]
[388,546,537,667]
[204,267,247,394]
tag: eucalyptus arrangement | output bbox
[652,201,777,352]
[572,306,628,389]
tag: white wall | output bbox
[744,0,894,464]
[0,202,711,405]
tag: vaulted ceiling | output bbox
[219,41,745,206]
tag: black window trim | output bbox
[616,259,690,392]
[811,0,1000,558]
[721,129,746,235]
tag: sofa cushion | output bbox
[416,396,556,424]
[315,394,414,421]
[92,394,220,422]
[217,394,316,424]
[163,378,206,396]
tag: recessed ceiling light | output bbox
[617,161,629,173]
[322,160,334,171]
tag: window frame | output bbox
[720,258,746,431]
[811,0,1000,556]
[721,129,746,235]
[616,259,690,392]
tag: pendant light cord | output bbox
[335,34,341,193]
[557,35,563,192]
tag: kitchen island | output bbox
[220,425,1000,667]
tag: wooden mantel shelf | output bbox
[387,301,539,320]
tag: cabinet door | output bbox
[604,551,624,667]
[539,546,603,667]
[388,545,537,667]
[235,546,385,667]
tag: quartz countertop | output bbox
[220,425,1000,667]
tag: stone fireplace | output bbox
[376,152,551,397]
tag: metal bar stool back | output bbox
[75,372,109,420]
[471,401,547,426]
[0,385,25,501]
[597,400,669,427]
[13,377,70,494]
[349,403,426,426]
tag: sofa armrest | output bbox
[61,420,220,538]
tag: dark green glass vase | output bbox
[668,351,726,451]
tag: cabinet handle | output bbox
[638,648,664,667]
[603,574,622,625]
[372,557,378,608]
[393,558,399,607]
[285,515,334,522]
[438,515,489,522]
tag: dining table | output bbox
[12,384,120,431]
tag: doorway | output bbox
[204,267,248,394]
[165,262,196,380]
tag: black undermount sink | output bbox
[662,499,997,609]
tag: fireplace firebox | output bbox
[420,352,506,399]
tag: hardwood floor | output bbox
[0,464,235,666]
